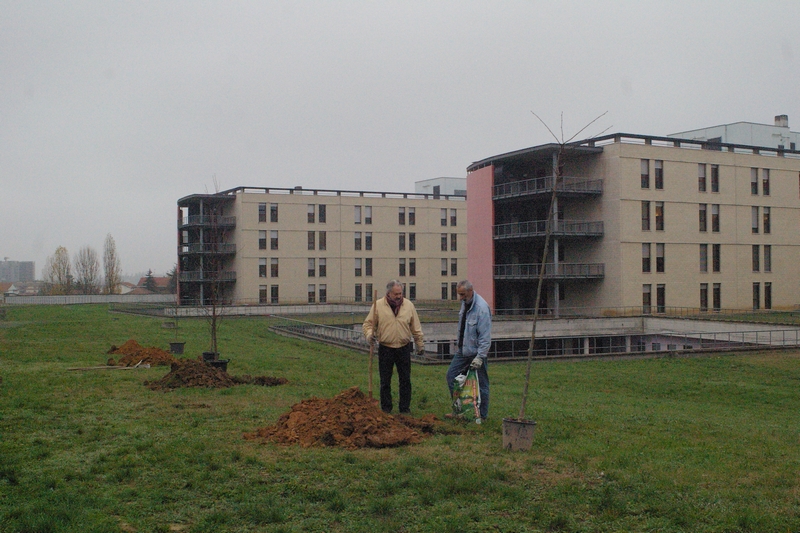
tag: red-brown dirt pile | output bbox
[244,386,441,449]
[145,359,236,390]
[107,339,177,367]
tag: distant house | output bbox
[136,276,171,294]
[118,282,137,295]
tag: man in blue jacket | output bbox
[446,279,492,420]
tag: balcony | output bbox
[179,215,236,229]
[178,243,237,255]
[494,262,604,280]
[493,176,603,200]
[178,271,237,282]
[494,220,604,240]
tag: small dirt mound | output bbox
[231,375,289,387]
[107,339,176,367]
[244,386,441,449]
[145,359,235,390]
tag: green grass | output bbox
[2,305,800,532]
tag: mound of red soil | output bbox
[107,339,177,367]
[145,359,235,390]
[244,386,441,449]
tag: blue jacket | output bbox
[455,292,492,360]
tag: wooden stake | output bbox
[368,290,378,399]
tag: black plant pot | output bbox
[202,351,219,362]
[169,342,186,355]
[207,359,229,372]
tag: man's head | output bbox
[386,280,403,301]
[456,280,474,303]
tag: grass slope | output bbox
[1,305,799,532]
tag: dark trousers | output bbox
[378,343,412,413]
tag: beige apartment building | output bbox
[467,128,800,314]
[177,185,467,306]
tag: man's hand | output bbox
[470,357,483,369]
[416,345,425,356]
[366,334,378,348]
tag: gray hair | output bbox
[386,279,403,292]
[457,280,473,291]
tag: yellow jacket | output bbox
[362,297,424,349]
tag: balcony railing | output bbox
[494,262,604,280]
[179,215,236,228]
[493,175,603,199]
[178,243,237,255]
[494,220,604,239]
[178,271,237,282]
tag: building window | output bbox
[270,258,279,278]
[441,283,448,300]
[366,283,373,302]
[354,206,362,224]
[441,233,448,252]
[259,258,267,278]
[641,159,650,188]
[433,185,441,199]
[399,258,406,277]
[656,284,665,313]
[308,231,315,250]
[441,208,447,226]
[441,258,448,276]
[700,283,709,312]
[711,204,720,232]
[450,258,458,277]
[365,257,372,276]
[656,243,665,273]
[355,258,362,277]
[409,258,416,276]
[399,207,406,226]
[308,204,315,223]
[450,233,457,252]
[642,201,650,231]
[319,258,326,277]
[270,203,278,223]
[752,282,760,310]
[259,285,267,304]
[308,258,315,278]
[751,168,759,195]
[451,282,458,300]
[652,342,661,351]
[409,233,416,251]
[319,284,327,304]
[764,245,771,272]
[698,164,706,192]
[699,204,707,232]
[762,169,770,196]
[354,232,362,251]
[409,283,416,300]
[355,284,362,302]
[655,160,663,189]
[752,245,760,272]
[765,282,772,310]
[752,206,759,233]
[268,230,278,250]
[642,243,651,273]
[270,285,279,304]
[655,202,664,231]
[712,244,721,272]
[763,207,771,234]
[699,244,708,272]
[318,204,326,223]
[710,165,719,193]
[365,232,372,251]
[319,231,326,251]
[713,283,721,311]
[450,209,457,226]
[408,207,415,226]
[642,284,652,314]
[398,233,406,251]
[259,203,267,222]
[259,230,267,250]
[365,206,372,225]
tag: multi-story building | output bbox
[466,126,800,315]
[177,185,467,306]
[0,260,36,283]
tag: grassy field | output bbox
[1,305,800,532]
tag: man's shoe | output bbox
[399,410,411,415]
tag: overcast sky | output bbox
[2,1,798,278]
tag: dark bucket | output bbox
[169,342,185,355]
[207,359,229,372]
[502,418,537,451]
[202,351,219,362]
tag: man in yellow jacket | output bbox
[363,280,425,414]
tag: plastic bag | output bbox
[451,368,481,423]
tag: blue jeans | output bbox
[446,354,489,419]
